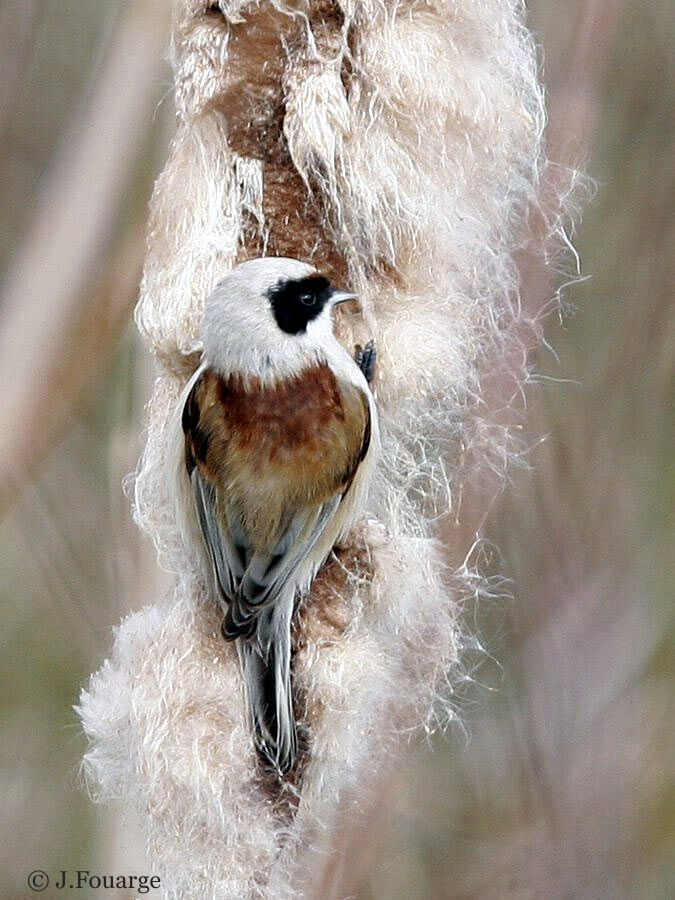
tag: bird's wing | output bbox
[223,495,344,640]
[182,366,371,640]
[182,369,247,598]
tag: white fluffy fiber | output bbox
[79,1,553,896]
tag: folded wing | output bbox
[182,364,371,641]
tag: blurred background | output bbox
[0,1,672,898]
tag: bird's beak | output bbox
[331,290,359,305]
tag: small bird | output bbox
[174,257,379,774]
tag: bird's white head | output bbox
[202,257,357,381]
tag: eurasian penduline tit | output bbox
[173,257,379,774]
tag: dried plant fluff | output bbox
[78,1,562,896]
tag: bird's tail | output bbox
[236,595,297,774]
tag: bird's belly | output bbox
[227,421,347,507]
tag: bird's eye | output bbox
[299,294,314,306]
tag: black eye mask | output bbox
[268,275,332,335]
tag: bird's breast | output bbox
[222,364,347,460]
[184,363,368,517]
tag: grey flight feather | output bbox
[190,467,341,639]
[188,466,346,772]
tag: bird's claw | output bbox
[354,340,376,384]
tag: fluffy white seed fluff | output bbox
[78,2,568,897]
